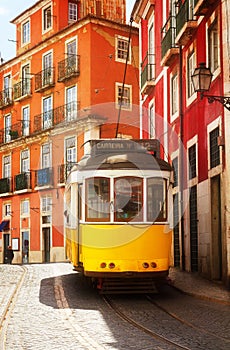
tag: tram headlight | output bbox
[100,262,107,268]
[108,262,115,269]
[151,262,157,268]
[142,262,149,269]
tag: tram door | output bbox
[42,228,50,262]
[211,175,222,280]
[3,233,10,264]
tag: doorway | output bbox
[3,233,10,264]
[22,231,29,264]
[211,175,222,280]
[42,227,50,262]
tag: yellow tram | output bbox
[65,139,173,292]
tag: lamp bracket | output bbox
[202,94,230,111]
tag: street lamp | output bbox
[191,62,230,111]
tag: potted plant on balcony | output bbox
[9,130,19,140]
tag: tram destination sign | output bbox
[90,139,160,157]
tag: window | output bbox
[4,114,11,143]
[210,127,220,168]
[41,196,52,212]
[43,52,52,86]
[22,106,30,136]
[3,75,11,102]
[149,105,155,138]
[172,157,179,187]
[86,177,110,221]
[65,137,76,165]
[4,203,11,217]
[116,83,131,109]
[3,155,11,178]
[187,51,195,98]
[147,178,167,222]
[22,64,30,96]
[21,200,29,216]
[22,20,30,44]
[43,96,52,129]
[171,73,178,115]
[42,144,51,169]
[66,86,77,120]
[116,36,130,63]
[21,149,29,173]
[188,144,196,179]
[114,177,143,222]
[69,2,78,22]
[208,19,219,73]
[43,6,52,31]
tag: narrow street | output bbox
[0,263,229,350]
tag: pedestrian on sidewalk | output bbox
[5,245,14,264]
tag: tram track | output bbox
[146,294,230,344]
[0,265,27,349]
[103,295,190,350]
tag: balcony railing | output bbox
[0,121,31,145]
[0,177,12,195]
[161,16,179,66]
[35,67,55,92]
[141,53,156,94]
[35,167,53,187]
[193,0,216,15]
[175,0,197,45]
[0,88,13,109]
[58,162,76,183]
[34,101,80,133]
[13,79,31,100]
[14,172,31,191]
[58,55,80,82]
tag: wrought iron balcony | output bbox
[58,162,76,184]
[161,16,179,66]
[33,101,80,133]
[35,167,53,187]
[0,88,13,109]
[0,177,12,195]
[13,79,31,100]
[58,55,80,82]
[175,0,198,46]
[141,53,156,95]
[14,172,31,192]
[194,0,217,16]
[35,67,55,92]
[0,121,31,145]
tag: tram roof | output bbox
[78,139,171,172]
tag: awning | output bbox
[0,220,9,231]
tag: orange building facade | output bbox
[0,0,139,264]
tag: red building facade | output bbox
[133,0,230,286]
[0,0,139,264]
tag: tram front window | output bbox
[115,177,143,222]
[147,178,167,222]
[86,177,110,221]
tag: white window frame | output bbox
[21,149,30,173]
[207,17,220,80]
[42,4,52,33]
[4,114,11,143]
[22,20,30,45]
[186,50,196,106]
[187,135,198,187]
[149,104,156,139]
[115,35,131,63]
[22,105,30,136]
[3,203,11,217]
[41,143,51,169]
[21,199,30,216]
[171,72,179,120]
[115,82,132,110]
[3,155,11,179]
[41,196,52,213]
[69,2,78,22]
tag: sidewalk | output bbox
[169,267,230,306]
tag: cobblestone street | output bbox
[0,263,229,350]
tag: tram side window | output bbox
[114,177,143,222]
[147,178,167,222]
[85,177,110,221]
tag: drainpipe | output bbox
[179,45,185,270]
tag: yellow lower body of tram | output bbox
[66,223,172,279]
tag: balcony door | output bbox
[43,52,52,86]
[66,86,77,121]
[43,96,52,129]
